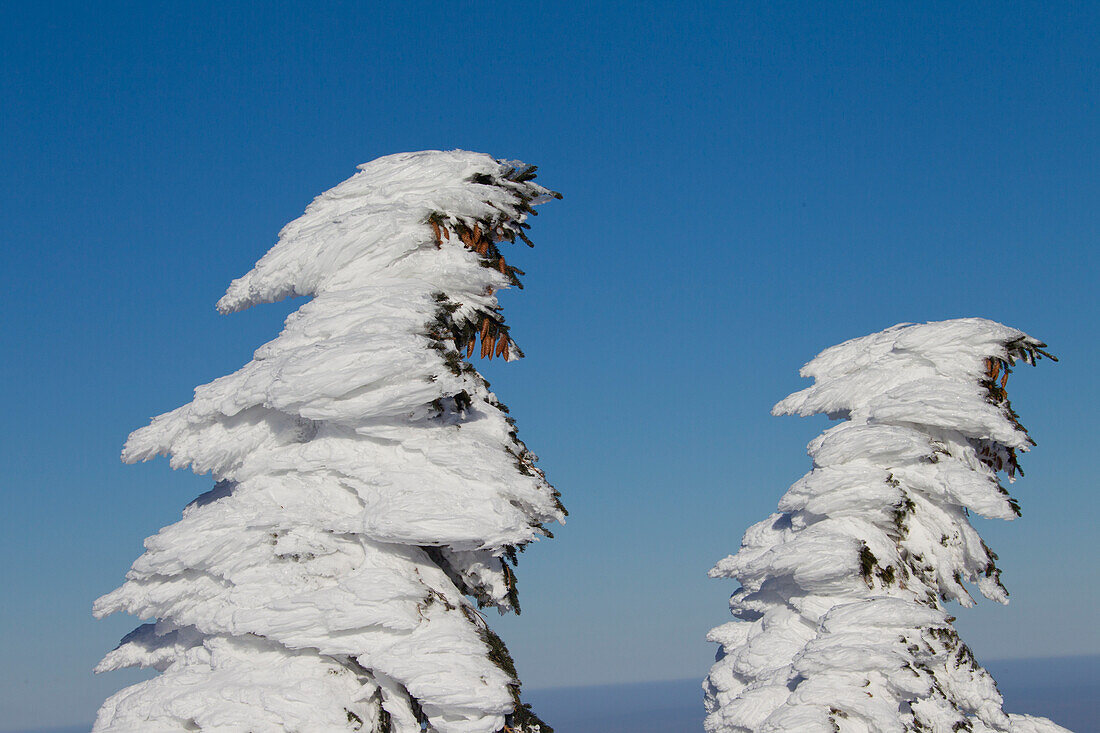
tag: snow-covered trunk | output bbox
[94,151,563,733]
[704,319,1068,733]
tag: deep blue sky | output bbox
[2,2,1097,729]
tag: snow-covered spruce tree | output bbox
[704,319,1069,733]
[94,151,564,733]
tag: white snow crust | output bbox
[95,151,561,732]
[705,319,1068,733]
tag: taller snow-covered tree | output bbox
[94,151,564,733]
[704,319,1068,733]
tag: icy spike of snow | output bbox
[95,151,561,733]
[705,318,1065,733]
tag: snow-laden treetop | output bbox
[705,318,1063,733]
[216,150,557,316]
[94,151,563,733]
[121,150,564,550]
[777,318,1045,457]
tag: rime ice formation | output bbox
[94,151,564,733]
[704,319,1069,733]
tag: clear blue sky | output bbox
[1,2,1097,729]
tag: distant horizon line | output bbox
[12,654,1098,733]
[523,652,1100,693]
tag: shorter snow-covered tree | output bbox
[94,151,563,732]
[704,319,1068,733]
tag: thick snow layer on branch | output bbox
[216,152,546,314]
[705,319,1066,733]
[95,151,560,732]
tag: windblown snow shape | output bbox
[94,151,564,732]
[704,319,1069,733]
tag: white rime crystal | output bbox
[94,151,564,733]
[704,319,1070,733]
